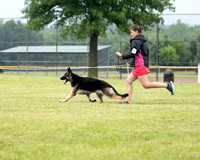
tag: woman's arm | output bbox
[115,51,134,60]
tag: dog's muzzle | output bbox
[63,79,69,84]
[60,76,66,80]
[60,76,69,84]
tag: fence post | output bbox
[198,63,200,83]
[156,23,160,82]
[107,48,110,79]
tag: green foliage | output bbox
[188,36,200,65]
[0,20,43,50]
[144,21,200,66]
[172,42,189,65]
[194,43,200,64]
[156,20,200,41]
[23,0,174,38]
[0,20,44,65]
[159,45,179,65]
[164,20,191,41]
[159,35,189,65]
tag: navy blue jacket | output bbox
[122,34,149,68]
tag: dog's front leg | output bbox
[59,92,76,102]
[59,86,77,102]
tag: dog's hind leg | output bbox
[86,94,96,102]
[96,92,104,103]
[103,87,124,103]
[111,95,124,103]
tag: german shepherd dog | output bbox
[59,67,128,103]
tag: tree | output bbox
[171,42,189,65]
[23,0,174,77]
[189,36,200,66]
[162,20,191,41]
[159,45,179,66]
[0,20,43,50]
[194,43,200,65]
[0,20,4,50]
[159,34,189,66]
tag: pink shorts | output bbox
[131,66,150,76]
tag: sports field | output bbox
[0,73,200,160]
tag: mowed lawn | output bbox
[0,73,200,160]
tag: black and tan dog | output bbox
[59,67,128,103]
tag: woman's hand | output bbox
[115,52,122,57]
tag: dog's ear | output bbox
[67,67,72,75]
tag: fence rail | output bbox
[0,65,198,69]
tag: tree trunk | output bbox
[88,32,99,78]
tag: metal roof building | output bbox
[0,45,111,70]
[0,45,111,54]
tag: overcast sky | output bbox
[0,0,200,25]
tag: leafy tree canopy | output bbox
[159,45,179,65]
[0,20,43,50]
[23,0,174,38]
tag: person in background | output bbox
[115,25,175,104]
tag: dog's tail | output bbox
[112,87,129,99]
[120,93,129,98]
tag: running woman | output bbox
[115,25,175,104]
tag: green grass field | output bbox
[0,73,200,160]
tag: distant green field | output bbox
[0,73,200,160]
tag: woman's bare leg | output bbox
[138,75,167,89]
[126,73,138,103]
